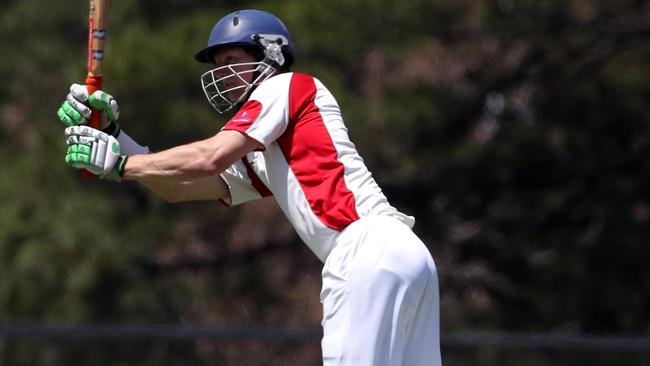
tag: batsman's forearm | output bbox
[123,143,226,182]
[137,176,228,203]
[122,130,258,183]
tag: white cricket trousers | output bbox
[320,216,441,366]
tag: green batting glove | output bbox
[57,84,121,134]
[88,90,120,122]
[65,125,128,181]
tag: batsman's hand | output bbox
[65,125,127,181]
[57,84,120,134]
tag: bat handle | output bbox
[85,74,103,128]
[83,74,103,178]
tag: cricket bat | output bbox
[84,0,111,177]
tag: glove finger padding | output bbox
[57,104,78,127]
[57,84,119,129]
[57,84,90,127]
[65,125,102,141]
[65,126,124,181]
[69,83,90,102]
[65,93,92,121]
[88,90,120,121]
[68,83,93,121]
[66,144,92,167]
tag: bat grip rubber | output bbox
[85,75,103,128]
[83,75,103,179]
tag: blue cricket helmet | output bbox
[194,9,296,66]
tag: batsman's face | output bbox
[211,47,258,102]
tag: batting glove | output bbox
[65,125,128,182]
[57,84,121,136]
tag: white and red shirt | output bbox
[219,72,414,262]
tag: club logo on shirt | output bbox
[225,100,263,130]
[231,111,250,123]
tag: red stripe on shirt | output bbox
[225,101,271,197]
[242,157,273,197]
[277,73,359,231]
[223,100,263,132]
[222,100,266,151]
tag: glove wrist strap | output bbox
[102,121,122,137]
[117,155,128,178]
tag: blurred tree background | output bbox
[0,0,648,365]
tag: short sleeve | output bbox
[219,159,265,207]
[221,73,293,149]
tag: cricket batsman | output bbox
[57,9,441,365]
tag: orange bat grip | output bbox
[82,75,103,178]
[85,75,103,129]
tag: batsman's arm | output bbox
[138,176,229,203]
[122,130,262,183]
[123,130,261,202]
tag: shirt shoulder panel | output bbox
[222,73,296,148]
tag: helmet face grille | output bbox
[200,61,277,114]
